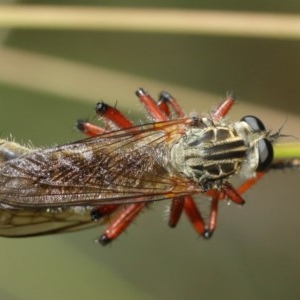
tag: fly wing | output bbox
[0,120,198,208]
[0,206,101,237]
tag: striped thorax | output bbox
[170,115,274,191]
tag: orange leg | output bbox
[135,88,168,121]
[183,196,207,236]
[207,190,219,236]
[99,203,146,245]
[95,102,133,128]
[77,119,107,136]
[158,91,185,118]
[212,93,235,122]
[168,197,185,228]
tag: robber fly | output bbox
[0,88,279,245]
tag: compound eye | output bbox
[256,139,274,172]
[241,115,266,132]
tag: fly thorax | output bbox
[170,125,247,190]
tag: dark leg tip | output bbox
[135,88,146,97]
[168,223,176,228]
[76,119,86,131]
[95,102,108,114]
[159,91,172,102]
[98,234,112,246]
[203,229,214,239]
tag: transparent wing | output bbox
[0,206,103,237]
[0,119,199,209]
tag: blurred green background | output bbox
[0,1,300,300]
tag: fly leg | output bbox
[205,173,265,202]
[98,203,146,245]
[158,91,185,118]
[211,93,236,122]
[77,119,107,136]
[183,196,208,237]
[203,172,266,238]
[77,100,134,136]
[236,172,265,195]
